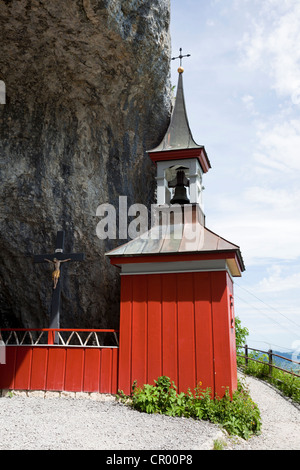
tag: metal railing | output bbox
[0,328,119,347]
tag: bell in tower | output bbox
[168,168,190,205]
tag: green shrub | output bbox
[244,352,270,379]
[118,376,261,440]
[239,351,300,404]
[274,370,300,402]
[235,316,249,349]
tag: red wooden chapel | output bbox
[0,63,245,398]
[107,65,245,398]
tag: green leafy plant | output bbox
[235,316,249,350]
[120,375,261,440]
[130,376,187,417]
[244,352,270,378]
[213,439,226,450]
[275,370,300,402]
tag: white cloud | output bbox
[207,179,300,266]
[206,19,215,27]
[241,94,258,115]
[259,273,300,292]
[254,119,300,174]
[257,265,300,293]
[239,0,300,105]
[243,186,300,212]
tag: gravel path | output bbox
[234,374,300,450]
[0,374,299,450]
[0,393,222,450]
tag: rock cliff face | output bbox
[0,0,171,329]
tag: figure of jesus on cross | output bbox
[44,257,71,289]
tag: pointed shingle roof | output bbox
[147,69,211,172]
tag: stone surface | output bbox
[0,0,171,329]
[27,390,46,398]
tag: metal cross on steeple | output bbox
[171,48,191,67]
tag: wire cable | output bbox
[235,282,300,329]
[234,293,298,337]
[248,340,296,352]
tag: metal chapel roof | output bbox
[106,205,245,276]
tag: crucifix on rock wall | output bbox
[34,231,84,342]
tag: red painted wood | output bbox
[0,347,16,389]
[161,273,178,385]
[110,251,238,266]
[211,271,227,397]
[149,148,211,173]
[118,276,133,395]
[211,271,237,397]
[30,348,48,390]
[117,269,237,398]
[100,349,113,393]
[83,348,101,392]
[111,348,119,394]
[147,275,162,384]
[48,331,55,345]
[177,273,196,393]
[227,273,238,393]
[149,147,202,161]
[46,348,66,391]
[131,275,147,389]
[14,347,32,390]
[193,272,215,394]
[0,343,119,394]
[64,348,84,392]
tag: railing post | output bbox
[48,330,54,345]
[268,349,273,376]
[245,344,248,367]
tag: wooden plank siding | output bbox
[0,346,119,394]
[118,271,237,397]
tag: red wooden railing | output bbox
[0,329,119,394]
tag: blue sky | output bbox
[170,0,300,353]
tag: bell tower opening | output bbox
[155,158,204,208]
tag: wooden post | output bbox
[245,344,248,367]
[268,349,273,376]
[48,330,54,345]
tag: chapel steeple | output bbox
[148,63,211,208]
[149,67,204,153]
